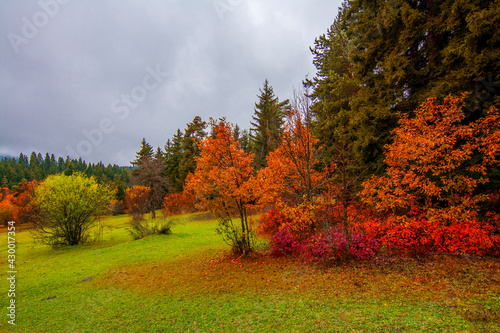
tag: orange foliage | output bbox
[125,186,150,217]
[255,111,328,238]
[361,95,500,256]
[0,188,15,226]
[12,180,39,224]
[184,118,257,217]
[361,95,500,223]
[184,118,258,254]
[162,192,186,216]
[256,110,324,207]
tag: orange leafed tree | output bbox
[361,95,500,223]
[185,118,257,254]
[12,180,39,225]
[125,185,150,220]
[0,188,15,226]
[256,110,327,238]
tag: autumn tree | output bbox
[185,118,257,255]
[125,185,150,220]
[33,173,114,246]
[257,107,325,238]
[361,95,500,223]
[12,180,39,225]
[0,188,15,226]
[250,79,291,169]
[257,91,373,258]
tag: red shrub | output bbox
[300,228,379,261]
[257,208,293,237]
[363,214,500,257]
[270,226,302,257]
[269,225,379,261]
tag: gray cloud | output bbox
[0,0,341,165]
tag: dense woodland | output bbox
[0,153,129,197]
[2,0,499,257]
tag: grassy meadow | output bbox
[1,213,500,332]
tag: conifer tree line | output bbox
[0,152,129,193]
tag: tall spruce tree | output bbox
[179,116,207,186]
[250,79,291,169]
[344,0,500,174]
[164,130,184,193]
[305,4,359,167]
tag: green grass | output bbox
[1,213,499,332]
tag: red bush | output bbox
[270,226,302,257]
[363,214,500,257]
[257,208,293,237]
[269,225,379,261]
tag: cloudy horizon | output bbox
[0,0,342,166]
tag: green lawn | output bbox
[1,213,499,332]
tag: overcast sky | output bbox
[0,0,342,166]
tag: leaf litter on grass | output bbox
[96,250,500,310]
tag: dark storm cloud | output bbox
[0,0,341,165]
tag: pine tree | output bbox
[131,138,154,167]
[250,79,291,169]
[164,130,184,193]
[154,147,165,163]
[239,129,251,153]
[180,116,207,185]
[57,157,65,172]
[29,152,38,169]
[305,5,359,166]
[64,161,75,176]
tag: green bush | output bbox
[33,172,114,246]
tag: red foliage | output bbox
[363,214,500,257]
[269,226,302,257]
[269,225,379,261]
[257,208,293,237]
